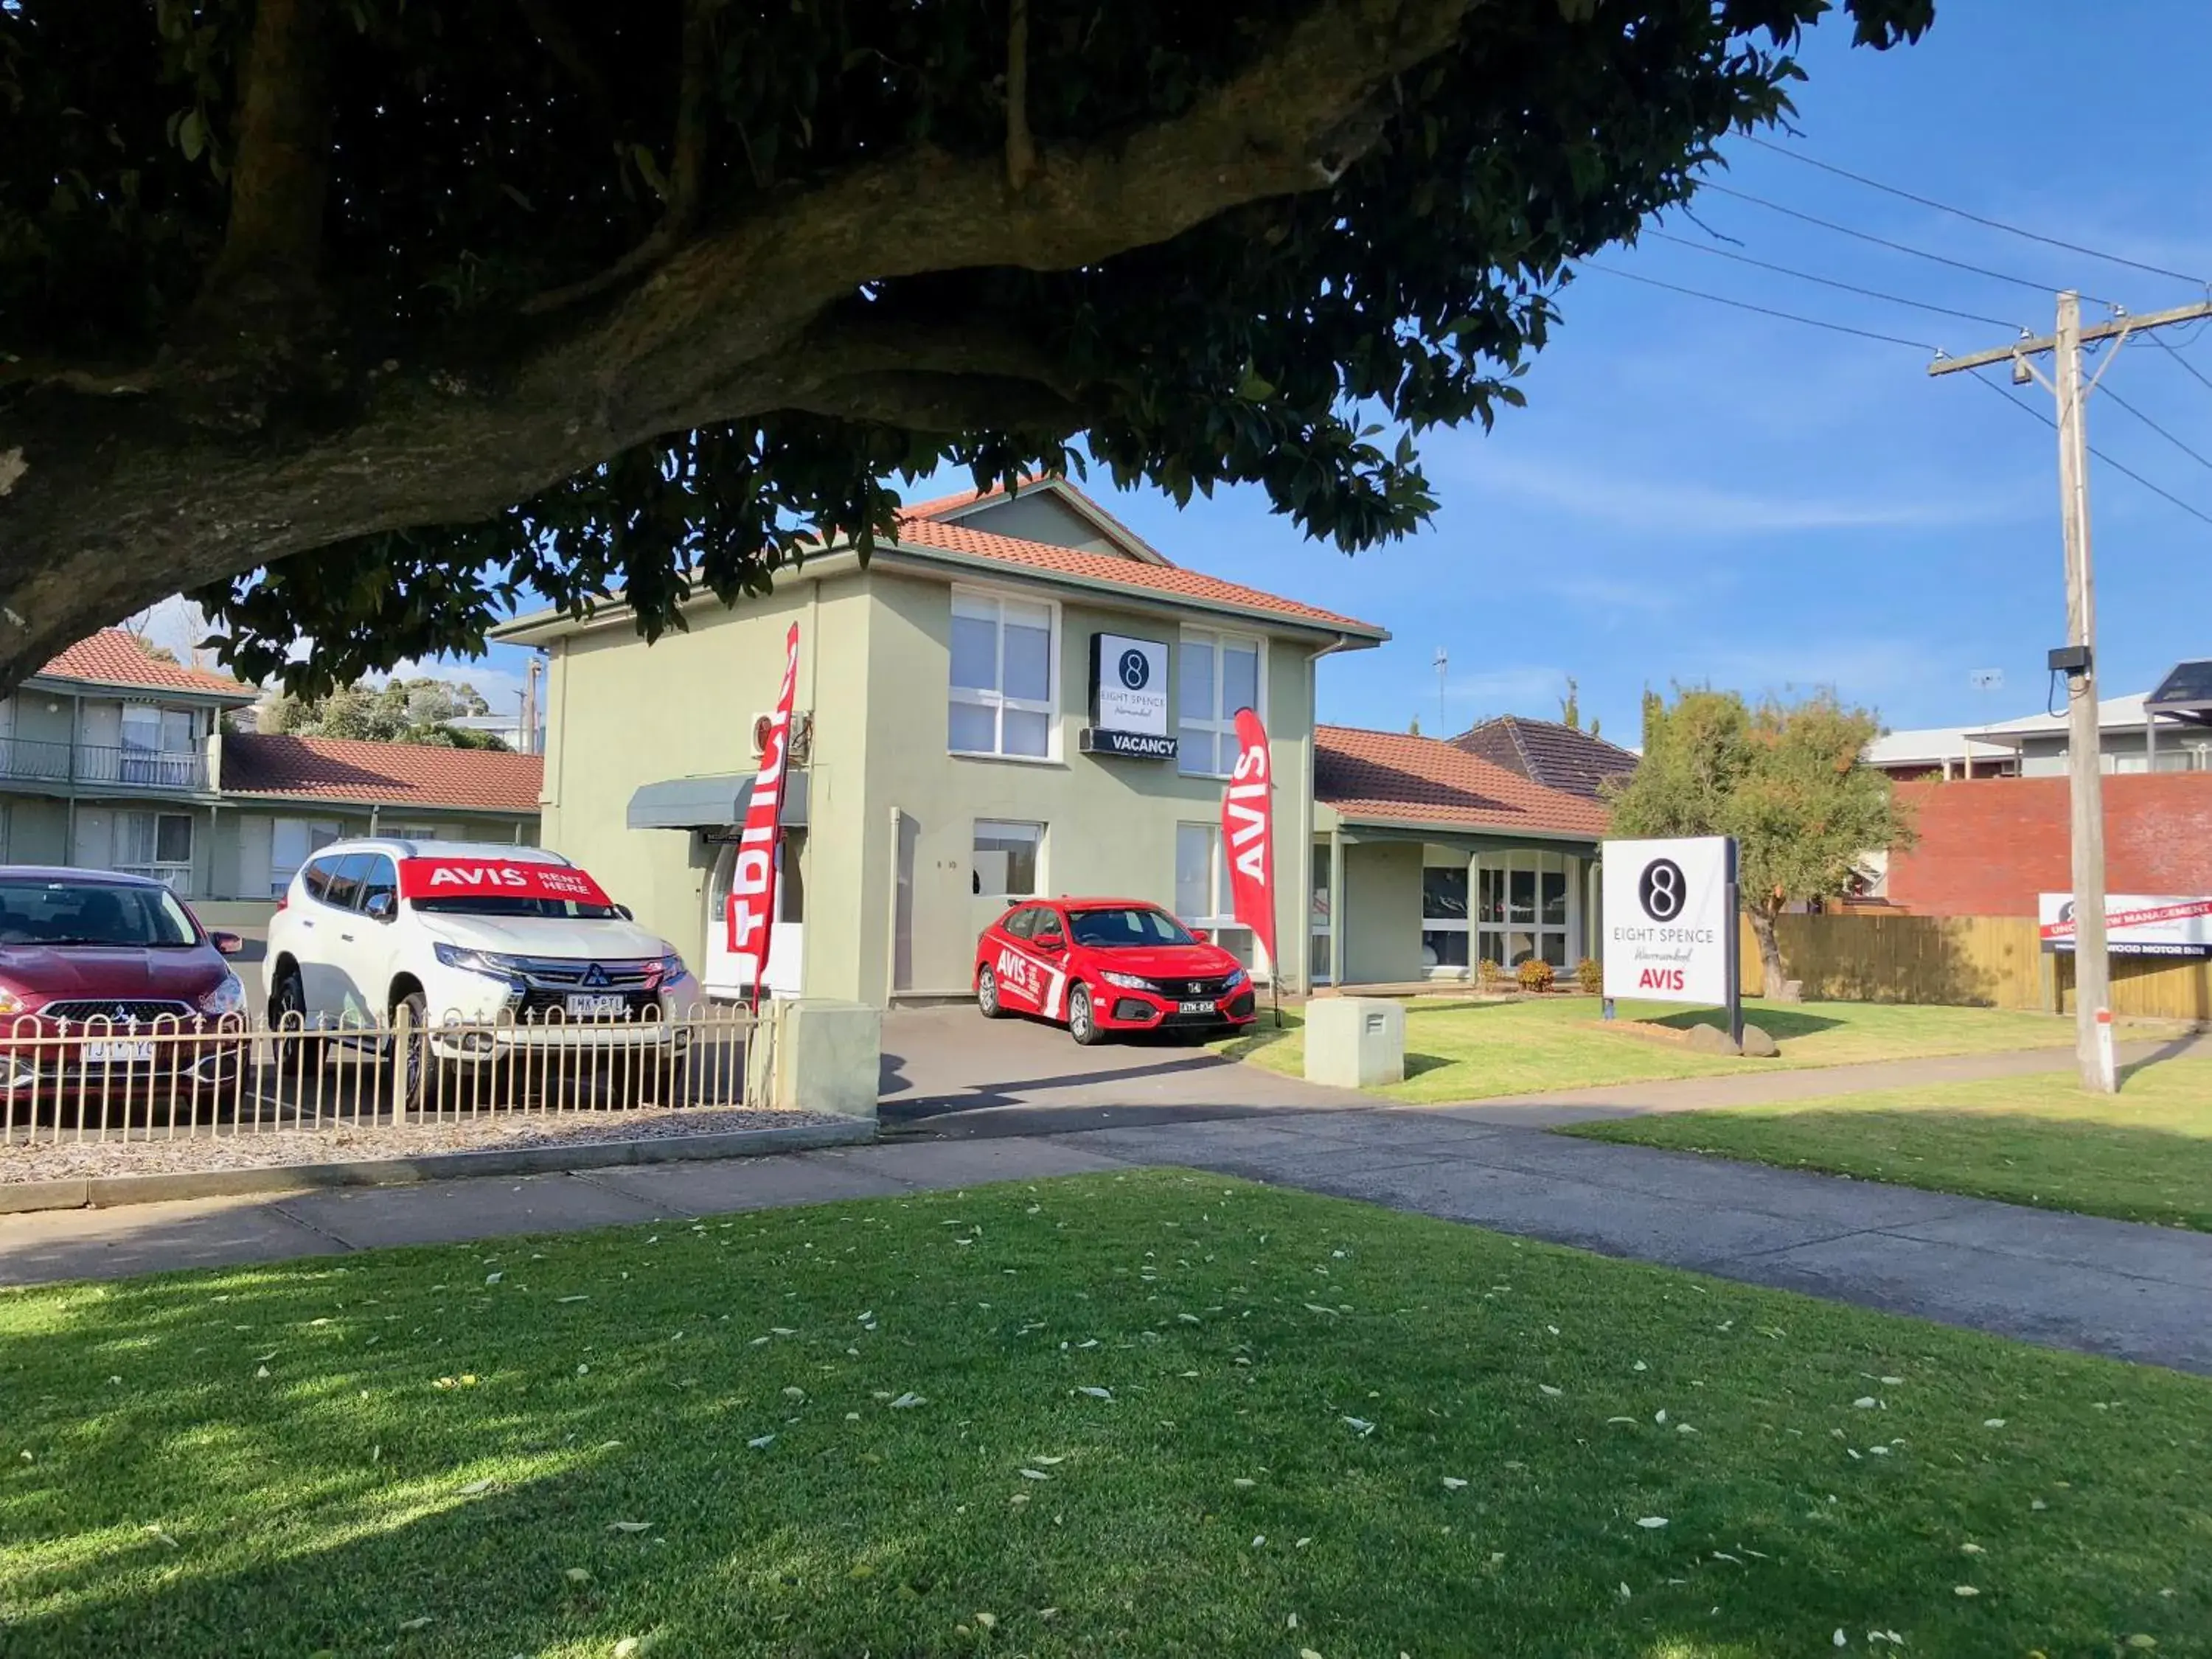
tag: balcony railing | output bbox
[0,740,209,791]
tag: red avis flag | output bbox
[726,622,801,987]
[1220,707,1277,972]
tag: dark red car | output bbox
[973,897,1258,1045]
[0,868,248,1106]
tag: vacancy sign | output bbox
[1601,835,1736,1005]
[2039,893,2212,959]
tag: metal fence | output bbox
[0,1001,771,1145]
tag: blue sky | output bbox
[149,1,2212,743]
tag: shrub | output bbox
[1475,959,1506,993]
[1574,956,1603,995]
[1517,958,1556,994]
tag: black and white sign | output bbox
[1091,633,1169,737]
[1602,835,1736,1006]
[1079,728,1180,760]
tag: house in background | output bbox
[1448,714,1638,801]
[0,630,540,917]
[1865,662,2212,782]
[1313,725,1609,985]
[0,632,260,891]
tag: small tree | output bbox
[1605,688,1911,999]
[260,676,508,749]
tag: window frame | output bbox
[114,810,195,890]
[947,587,1062,763]
[1175,821,1256,964]
[1176,628,1267,779]
[971,818,1046,901]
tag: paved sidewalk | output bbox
[3,1103,2208,1374]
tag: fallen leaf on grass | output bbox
[1233,1478,1257,1489]
[889,1392,927,1409]
[1854,1397,1878,1409]
[557,1295,588,1304]
[973,1612,997,1630]
[458,1478,494,1495]
[398,1617,433,1632]
[1983,1419,2006,1428]
[1019,1468,1051,1481]
[1635,1517,1668,1529]
[1302,1304,1339,1318]
[1953,1585,1979,1597]
[1538,1385,1562,1398]
[608,1520,653,1534]
[1441,1478,1468,1490]
[748,1435,776,1450]
[1960,1543,1985,1554]
[1606,1416,1638,1425]
[1341,1416,1375,1436]
[1075,1386,1113,1401]
[1834,1630,1847,1648]
[565,1568,592,1584]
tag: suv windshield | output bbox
[410,896,622,921]
[0,879,199,948]
[1068,906,1197,948]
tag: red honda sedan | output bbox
[973,897,1258,1045]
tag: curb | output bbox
[0,1118,877,1214]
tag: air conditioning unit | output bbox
[749,710,813,764]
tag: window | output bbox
[1178,630,1262,776]
[322,853,372,912]
[357,855,398,917]
[0,877,197,947]
[115,811,192,889]
[1069,905,1197,948]
[972,820,1044,899]
[1002,905,1042,940]
[119,705,198,786]
[271,818,341,897]
[1175,821,1253,964]
[1476,852,1576,970]
[1422,863,1470,974]
[1310,855,1333,985]
[950,591,1055,759]
[302,856,339,904]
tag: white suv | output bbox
[262,839,703,1048]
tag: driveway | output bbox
[878,1004,1365,1137]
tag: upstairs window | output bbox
[950,592,1056,759]
[1178,630,1262,777]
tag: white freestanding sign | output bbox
[1601,835,1738,1009]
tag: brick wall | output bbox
[1886,774,2212,917]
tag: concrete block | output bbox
[774,998,882,1120]
[1304,997,1405,1089]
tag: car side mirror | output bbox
[616,903,634,921]
[209,931,243,956]
[363,893,396,922]
[1037,934,1065,953]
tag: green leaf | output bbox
[177,108,206,162]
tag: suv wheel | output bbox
[395,990,435,1112]
[268,964,326,1071]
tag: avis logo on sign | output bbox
[995,947,1040,995]
[1637,967,1686,992]
[429,866,529,888]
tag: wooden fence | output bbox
[1736,912,2212,1023]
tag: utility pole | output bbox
[1931,292,2212,1092]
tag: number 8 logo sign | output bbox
[1638,858,1686,922]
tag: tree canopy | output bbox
[1607,686,1913,995]
[2,0,1931,693]
[259,676,509,748]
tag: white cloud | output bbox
[1455,451,2023,536]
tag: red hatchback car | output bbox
[0,868,248,1105]
[974,897,1258,1045]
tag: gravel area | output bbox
[0,1107,847,1184]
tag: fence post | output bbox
[390,1001,412,1129]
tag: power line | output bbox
[1742,135,2212,288]
[1576,265,1933,349]
[1697,180,2109,304]
[1969,371,2212,529]
[2151,331,2212,395]
[1643,227,2027,330]
[2098,383,2212,475]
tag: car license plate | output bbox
[83,1040,156,1064]
[564,994,627,1018]
[1177,999,1215,1015]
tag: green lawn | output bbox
[1220,996,2134,1105]
[1568,1053,2212,1233]
[4,1175,2208,1658]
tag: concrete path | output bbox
[3,1102,2207,1375]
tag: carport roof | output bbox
[1316,725,1610,838]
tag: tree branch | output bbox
[1006,0,1035,192]
[524,0,719,315]
[195,0,332,311]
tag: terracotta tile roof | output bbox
[1315,724,1610,836]
[1450,715,1639,801]
[894,515,1383,636]
[222,734,543,813]
[36,630,255,698]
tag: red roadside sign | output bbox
[1220,706,1277,973]
[726,622,801,992]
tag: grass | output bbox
[1217,996,2143,1105]
[4,1175,2210,1658]
[1568,1052,2212,1233]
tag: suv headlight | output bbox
[198,973,246,1018]
[1099,970,1157,992]
[435,942,525,978]
[655,952,690,986]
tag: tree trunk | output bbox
[1748,905,1798,1002]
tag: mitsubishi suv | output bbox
[262,840,702,1085]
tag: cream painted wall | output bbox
[1340,841,1425,985]
[6,798,68,863]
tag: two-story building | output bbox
[0,632,543,914]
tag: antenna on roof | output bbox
[1433,647,1448,737]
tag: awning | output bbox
[627,770,809,831]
